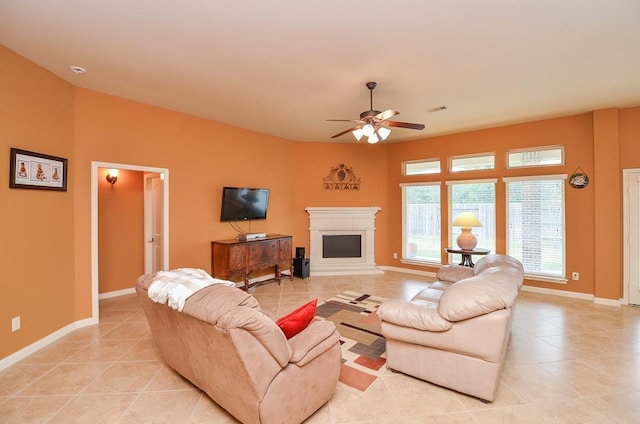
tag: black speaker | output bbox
[293,258,310,279]
[295,247,305,259]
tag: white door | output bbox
[627,171,640,305]
[144,173,164,274]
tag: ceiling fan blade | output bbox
[375,109,399,121]
[326,119,365,124]
[331,126,360,138]
[386,121,426,130]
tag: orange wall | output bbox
[386,114,597,294]
[72,89,297,318]
[593,110,621,299]
[619,107,640,169]
[292,143,389,261]
[98,169,144,293]
[0,46,76,359]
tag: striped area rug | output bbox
[315,291,387,392]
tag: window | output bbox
[447,180,497,263]
[401,183,441,263]
[450,153,495,172]
[404,159,441,176]
[504,175,566,280]
[507,146,564,168]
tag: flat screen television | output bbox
[220,187,269,222]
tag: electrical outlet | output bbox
[571,272,580,281]
[11,316,20,332]
[393,252,398,259]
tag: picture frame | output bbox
[9,148,68,191]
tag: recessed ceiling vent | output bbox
[70,66,86,75]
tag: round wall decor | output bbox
[569,167,589,189]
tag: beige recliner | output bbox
[377,254,524,402]
[136,273,341,424]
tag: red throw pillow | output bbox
[276,299,318,339]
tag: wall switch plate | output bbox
[11,316,20,332]
[571,272,580,281]
[393,252,398,259]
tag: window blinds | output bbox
[505,176,566,278]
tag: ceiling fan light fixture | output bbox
[352,128,364,141]
[362,124,375,137]
[378,127,391,140]
[328,81,425,142]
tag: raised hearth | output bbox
[306,207,382,276]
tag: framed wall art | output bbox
[9,148,68,191]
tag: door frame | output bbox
[622,168,640,305]
[91,161,170,320]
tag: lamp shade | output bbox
[352,128,364,141]
[367,132,380,144]
[452,212,483,228]
[353,125,391,144]
[362,124,375,136]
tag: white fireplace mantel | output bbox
[306,207,383,276]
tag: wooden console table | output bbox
[211,234,293,291]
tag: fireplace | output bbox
[306,207,382,276]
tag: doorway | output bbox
[623,168,640,306]
[144,172,164,274]
[91,162,169,320]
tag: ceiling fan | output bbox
[327,81,426,144]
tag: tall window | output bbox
[401,183,441,263]
[447,180,496,261]
[504,175,566,279]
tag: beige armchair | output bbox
[136,274,341,424]
[377,254,524,402]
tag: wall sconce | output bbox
[106,169,119,185]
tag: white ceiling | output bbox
[2,1,640,143]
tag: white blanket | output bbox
[147,268,236,311]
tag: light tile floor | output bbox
[1,271,640,423]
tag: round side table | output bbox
[444,247,491,267]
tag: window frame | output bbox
[503,174,568,282]
[506,146,564,169]
[450,152,496,173]
[445,178,497,264]
[403,158,441,176]
[400,181,442,265]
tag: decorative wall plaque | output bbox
[323,164,360,190]
[569,167,589,189]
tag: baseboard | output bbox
[99,287,135,299]
[520,285,622,306]
[593,297,622,307]
[0,316,97,372]
[520,284,595,300]
[379,265,438,278]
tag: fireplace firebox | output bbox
[322,234,362,258]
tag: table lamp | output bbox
[452,212,483,250]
